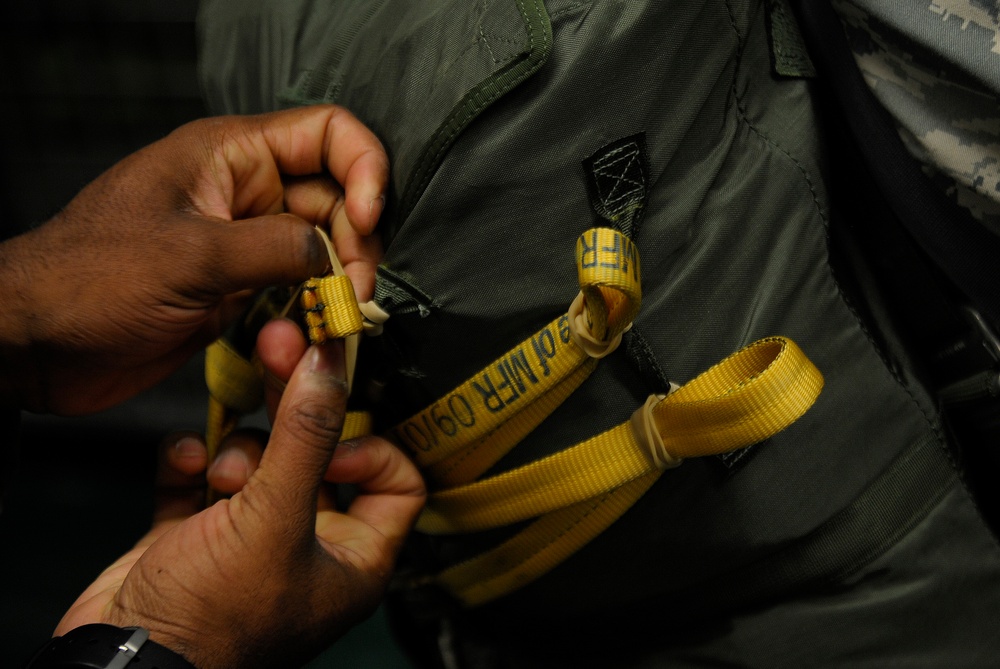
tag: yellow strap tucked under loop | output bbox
[566,227,641,359]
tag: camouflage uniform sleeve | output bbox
[832,0,1000,233]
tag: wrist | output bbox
[26,624,197,669]
[102,606,230,669]
[0,230,45,410]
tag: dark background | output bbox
[0,3,413,666]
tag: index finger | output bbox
[256,105,389,235]
[325,437,426,539]
[314,437,426,570]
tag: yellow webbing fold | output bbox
[417,337,823,535]
[427,337,823,605]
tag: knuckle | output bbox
[283,395,345,445]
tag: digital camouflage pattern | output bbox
[834,0,1000,231]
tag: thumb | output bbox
[254,340,348,521]
[206,212,330,294]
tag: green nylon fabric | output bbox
[198,0,1000,666]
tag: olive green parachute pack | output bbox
[197,1,1000,666]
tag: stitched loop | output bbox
[567,292,628,359]
[630,393,680,470]
[301,276,365,343]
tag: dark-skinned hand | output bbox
[56,334,425,668]
[0,105,387,415]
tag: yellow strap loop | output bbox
[650,337,824,459]
[424,338,823,605]
[416,337,823,534]
[393,228,640,473]
[301,276,365,343]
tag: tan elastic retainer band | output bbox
[567,292,630,359]
[630,392,683,470]
[360,301,390,336]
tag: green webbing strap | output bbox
[765,0,816,78]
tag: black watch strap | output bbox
[25,624,196,669]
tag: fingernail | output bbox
[308,339,346,381]
[368,194,386,230]
[333,439,361,459]
[174,437,204,460]
[208,448,250,482]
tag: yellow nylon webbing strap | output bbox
[342,410,374,442]
[204,339,263,470]
[425,337,823,605]
[434,473,659,607]
[427,362,596,487]
[393,228,641,477]
[648,337,824,459]
[417,337,823,534]
[205,339,264,415]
